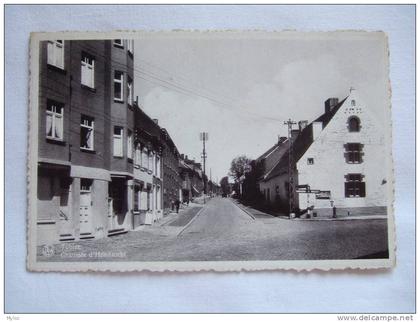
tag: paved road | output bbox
[38,197,389,261]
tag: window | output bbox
[127,40,134,55]
[47,40,64,69]
[127,76,133,105]
[307,158,314,165]
[156,156,160,177]
[46,100,64,140]
[345,143,363,164]
[351,99,356,107]
[80,115,94,151]
[348,116,360,132]
[80,179,92,192]
[142,148,148,169]
[81,53,95,88]
[113,127,123,157]
[114,71,124,101]
[135,144,141,166]
[127,130,133,159]
[345,174,366,198]
[149,153,154,173]
[113,39,124,48]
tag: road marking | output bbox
[176,207,206,237]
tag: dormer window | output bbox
[348,116,360,132]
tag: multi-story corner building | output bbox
[256,89,388,217]
[37,39,159,246]
[160,128,182,212]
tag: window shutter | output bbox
[360,182,366,197]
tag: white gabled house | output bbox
[258,89,389,218]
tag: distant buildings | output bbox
[37,39,213,246]
[248,90,388,217]
[161,128,182,212]
[179,155,206,203]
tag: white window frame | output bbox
[127,77,133,105]
[142,148,149,169]
[114,39,124,48]
[80,116,94,151]
[127,40,134,54]
[114,71,124,102]
[127,130,133,159]
[46,101,64,141]
[135,144,141,166]
[81,54,95,88]
[47,40,64,69]
[113,127,124,157]
[156,156,161,178]
[149,153,154,174]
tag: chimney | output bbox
[298,120,308,131]
[185,155,188,160]
[180,154,184,160]
[152,119,159,125]
[324,97,339,113]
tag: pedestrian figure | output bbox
[175,199,181,213]
[171,199,175,211]
[332,206,337,218]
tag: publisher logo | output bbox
[41,245,54,257]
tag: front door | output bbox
[79,180,92,234]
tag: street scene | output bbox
[38,197,388,261]
[31,32,393,265]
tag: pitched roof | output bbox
[262,97,347,182]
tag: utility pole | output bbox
[200,132,209,201]
[284,119,297,218]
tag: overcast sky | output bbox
[133,32,389,183]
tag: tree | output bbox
[229,155,252,183]
[220,176,230,195]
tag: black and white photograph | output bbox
[27,31,395,271]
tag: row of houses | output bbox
[239,90,388,218]
[37,39,214,246]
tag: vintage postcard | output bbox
[27,31,395,272]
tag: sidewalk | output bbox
[160,202,203,227]
[234,199,387,221]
